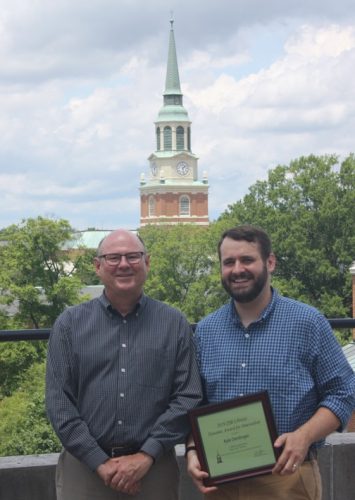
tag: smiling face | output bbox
[220,237,275,304]
[94,230,150,306]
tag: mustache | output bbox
[229,271,254,280]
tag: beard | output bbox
[221,264,268,303]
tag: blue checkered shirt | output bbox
[194,289,355,447]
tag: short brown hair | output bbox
[218,225,272,261]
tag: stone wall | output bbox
[0,434,354,500]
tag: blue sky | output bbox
[0,0,354,230]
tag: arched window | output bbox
[176,126,184,150]
[187,127,191,151]
[179,195,190,216]
[163,126,172,150]
[156,127,160,150]
[148,196,156,217]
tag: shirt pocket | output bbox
[134,347,175,388]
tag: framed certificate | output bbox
[188,391,280,486]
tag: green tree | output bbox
[0,361,60,455]
[140,224,227,322]
[219,154,355,328]
[74,248,100,285]
[0,341,46,398]
[0,216,87,328]
[0,217,96,455]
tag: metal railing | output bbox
[1,318,355,342]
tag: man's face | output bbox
[94,230,150,301]
[220,237,275,303]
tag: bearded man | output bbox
[186,225,355,500]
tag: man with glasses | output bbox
[46,229,202,500]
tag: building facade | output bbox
[140,20,209,226]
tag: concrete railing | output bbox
[0,434,354,500]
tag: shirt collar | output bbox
[98,292,146,317]
[229,287,279,326]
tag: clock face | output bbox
[176,161,190,176]
[151,162,158,176]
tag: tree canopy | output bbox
[0,216,88,328]
[219,153,355,319]
[0,216,90,455]
[140,224,227,323]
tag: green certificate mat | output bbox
[189,391,280,486]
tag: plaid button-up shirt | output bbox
[194,289,355,446]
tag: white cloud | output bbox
[285,24,355,58]
[0,1,354,229]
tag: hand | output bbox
[272,428,310,475]
[108,452,154,494]
[96,459,118,485]
[186,450,218,495]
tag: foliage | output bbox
[219,154,355,324]
[0,216,96,455]
[140,224,227,322]
[0,361,61,456]
[74,248,100,285]
[0,216,87,328]
[0,341,46,398]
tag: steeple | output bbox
[139,19,209,227]
[164,19,182,97]
[157,18,188,120]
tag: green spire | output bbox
[156,18,189,122]
[164,18,182,96]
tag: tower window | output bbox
[176,126,184,150]
[164,95,182,105]
[156,127,161,150]
[179,195,190,216]
[163,126,172,150]
[187,127,191,151]
[148,196,156,217]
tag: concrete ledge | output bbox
[0,454,58,500]
[318,433,355,500]
[1,435,355,500]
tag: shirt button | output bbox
[241,363,246,368]
[245,333,250,338]
[120,393,124,398]
[123,320,127,324]
[121,368,126,373]
[122,344,126,348]
[118,420,123,425]
[239,393,244,397]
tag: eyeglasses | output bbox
[98,252,145,266]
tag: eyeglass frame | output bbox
[97,252,146,266]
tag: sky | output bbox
[0,0,355,231]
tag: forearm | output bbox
[142,335,202,457]
[46,393,108,470]
[273,407,341,475]
[296,406,340,445]
[141,410,195,460]
[46,363,107,470]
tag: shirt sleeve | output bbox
[140,316,203,460]
[45,313,109,471]
[312,313,355,430]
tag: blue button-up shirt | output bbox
[194,289,355,446]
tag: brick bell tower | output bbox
[140,19,209,226]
